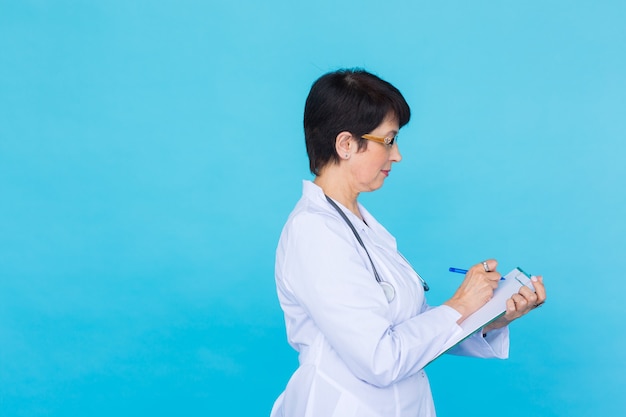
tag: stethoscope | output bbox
[325,195,430,303]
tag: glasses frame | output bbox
[361,134,397,146]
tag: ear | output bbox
[334,131,354,159]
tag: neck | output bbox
[314,170,361,219]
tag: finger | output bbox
[531,275,547,305]
[504,297,524,321]
[518,286,538,305]
[511,293,529,310]
[469,260,500,283]
[487,271,502,282]
[481,259,498,273]
[505,298,516,313]
[488,276,500,289]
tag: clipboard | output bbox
[433,267,536,359]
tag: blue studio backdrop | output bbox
[1,1,625,416]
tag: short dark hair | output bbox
[303,68,411,175]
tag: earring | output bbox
[345,153,349,158]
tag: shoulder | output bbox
[282,198,345,243]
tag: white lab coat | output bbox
[271,181,509,417]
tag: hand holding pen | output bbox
[443,259,502,323]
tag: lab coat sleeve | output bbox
[446,326,509,359]
[279,212,465,388]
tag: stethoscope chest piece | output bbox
[379,281,396,303]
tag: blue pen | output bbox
[448,267,505,280]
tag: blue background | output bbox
[1,1,625,416]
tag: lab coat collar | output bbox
[301,180,398,250]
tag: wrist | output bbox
[443,299,470,322]
[484,317,509,333]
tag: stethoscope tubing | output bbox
[325,195,430,299]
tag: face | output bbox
[348,114,402,193]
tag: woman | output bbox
[271,69,546,417]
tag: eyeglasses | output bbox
[361,134,398,147]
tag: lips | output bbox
[381,170,390,177]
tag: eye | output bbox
[386,136,397,146]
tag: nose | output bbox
[390,143,402,162]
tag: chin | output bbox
[367,182,385,192]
